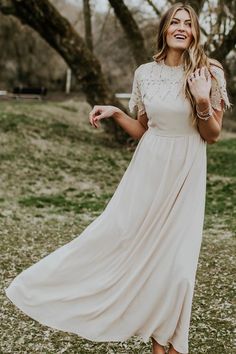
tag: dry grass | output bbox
[0,100,235,353]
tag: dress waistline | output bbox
[146,127,199,138]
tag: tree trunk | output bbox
[0,0,129,141]
[108,0,148,66]
[83,0,93,52]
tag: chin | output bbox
[168,41,188,49]
[170,45,187,51]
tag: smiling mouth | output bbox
[174,35,187,40]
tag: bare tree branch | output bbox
[108,0,148,65]
[94,5,112,48]
[167,0,205,14]
[145,0,161,16]
[83,0,93,52]
[0,0,129,140]
[211,22,236,62]
[0,0,120,107]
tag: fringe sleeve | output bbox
[210,65,232,112]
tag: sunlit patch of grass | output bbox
[58,104,78,113]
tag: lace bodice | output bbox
[129,59,231,122]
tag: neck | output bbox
[165,50,183,67]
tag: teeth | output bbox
[175,35,186,39]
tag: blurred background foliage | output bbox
[0,0,235,129]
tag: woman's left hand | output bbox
[187,66,212,102]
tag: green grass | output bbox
[19,191,113,214]
[0,100,235,353]
[206,138,236,177]
[0,112,32,132]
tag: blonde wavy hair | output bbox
[153,2,223,126]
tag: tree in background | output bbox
[0,0,130,140]
[0,13,67,90]
[83,0,93,52]
[168,0,205,14]
[108,0,148,66]
[0,0,235,134]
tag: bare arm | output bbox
[196,98,224,144]
[89,105,148,140]
[113,109,148,139]
[187,66,225,145]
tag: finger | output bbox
[89,105,102,119]
[89,110,98,125]
[205,67,211,81]
[93,112,107,124]
[89,109,98,121]
[93,120,99,128]
[190,72,195,79]
[200,66,206,78]
[191,71,196,80]
[89,116,95,127]
[89,112,99,128]
[187,76,193,85]
[194,68,199,77]
[92,114,105,128]
[188,71,195,81]
[91,118,98,128]
[200,66,208,81]
[92,114,100,126]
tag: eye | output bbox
[186,22,191,27]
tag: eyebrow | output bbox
[172,17,191,22]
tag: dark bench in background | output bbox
[12,87,47,100]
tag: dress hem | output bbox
[5,286,188,354]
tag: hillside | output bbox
[0,100,235,353]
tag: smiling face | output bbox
[166,9,193,51]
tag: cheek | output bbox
[166,33,171,45]
[166,28,174,43]
[187,28,193,38]
[167,25,175,36]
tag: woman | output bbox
[5,3,230,354]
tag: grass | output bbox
[18,191,113,213]
[0,100,235,353]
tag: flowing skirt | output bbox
[5,127,207,353]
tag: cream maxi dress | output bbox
[5,59,230,353]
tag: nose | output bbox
[177,22,185,31]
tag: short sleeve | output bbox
[210,65,231,112]
[128,67,146,116]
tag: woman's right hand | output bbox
[89,105,122,128]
